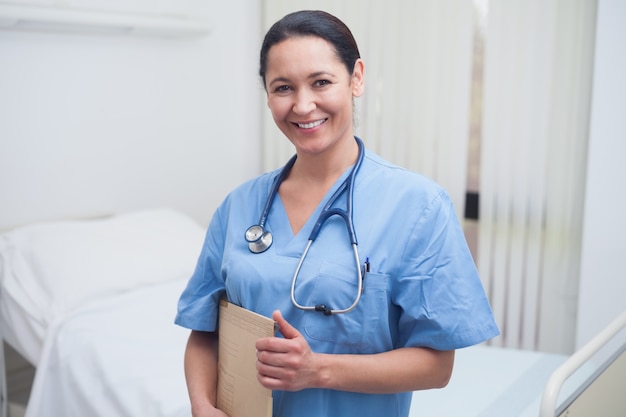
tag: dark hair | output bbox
[259,10,361,89]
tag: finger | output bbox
[257,371,287,391]
[272,310,300,340]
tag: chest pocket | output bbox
[301,261,390,352]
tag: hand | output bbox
[255,310,321,391]
[191,402,229,417]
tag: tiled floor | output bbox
[4,342,34,417]
[8,402,26,417]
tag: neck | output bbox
[291,137,359,184]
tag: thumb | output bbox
[272,310,300,340]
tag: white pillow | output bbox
[0,208,205,362]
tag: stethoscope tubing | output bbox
[261,154,297,230]
[247,137,366,315]
[291,240,362,315]
[307,139,363,244]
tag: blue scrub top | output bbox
[176,146,499,417]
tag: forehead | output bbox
[266,36,343,71]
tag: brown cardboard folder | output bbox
[217,299,275,417]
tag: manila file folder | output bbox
[217,299,275,417]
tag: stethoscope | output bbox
[245,137,366,315]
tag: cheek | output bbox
[323,92,353,116]
[268,97,291,121]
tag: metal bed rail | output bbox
[539,310,626,417]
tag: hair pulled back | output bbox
[259,10,361,89]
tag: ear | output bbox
[351,59,365,98]
[263,80,271,108]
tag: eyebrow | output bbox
[268,71,336,88]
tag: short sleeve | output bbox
[392,191,499,350]
[174,207,227,331]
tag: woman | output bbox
[176,10,499,417]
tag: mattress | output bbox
[24,278,192,417]
[410,345,585,417]
[0,208,206,365]
[25,281,582,417]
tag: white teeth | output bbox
[298,119,325,129]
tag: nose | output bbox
[292,89,316,115]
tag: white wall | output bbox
[1,0,623,352]
[0,1,262,229]
[576,0,626,348]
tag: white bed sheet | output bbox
[25,289,595,417]
[24,278,192,417]
[23,274,592,417]
[0,208,206,366]
[411,345,595,417]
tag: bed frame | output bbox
[539,310,626,417]
[1,331,6,417]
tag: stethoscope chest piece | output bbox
[246,225,273,253]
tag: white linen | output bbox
[25,278,192,417]
[26,301,589,417]
[410,346,595,417]
[0,208,205,364]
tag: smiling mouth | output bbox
[295,119,327,129]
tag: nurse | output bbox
[175,9,499,417]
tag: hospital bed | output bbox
[0,208,203,417]
[0,208,624,417]
[411,311,626,417]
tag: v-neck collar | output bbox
[269,165,354,258]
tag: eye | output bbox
[314,79,331,88]
[273,85,292,94]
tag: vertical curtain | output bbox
[261,0,475,220]
[479,0,596,353]
[261,0,597,354]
